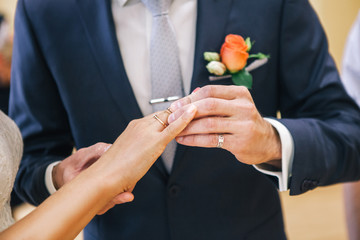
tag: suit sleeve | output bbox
[9,0,74,205]
[276,0,360,195]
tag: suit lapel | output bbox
[171,0,234,177]
[75,0,142,123]
[75,0,169,179]
[190,0,235,91]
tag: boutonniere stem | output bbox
[209,58,268,82]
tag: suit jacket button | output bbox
[301,179,319,192]
[169,185,181,197]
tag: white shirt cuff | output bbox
[253,118,294,192]
[45,161,61,195]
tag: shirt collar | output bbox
[118,0,141,7]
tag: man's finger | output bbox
[176,133,231,150]
[168,98,254,124]
[161,104,197,143]
[97,192,134,215]
[170,85,252,112]
[112,192,134,204]
[78,142,112,166]
[177,117,237,136]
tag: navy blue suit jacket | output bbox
[10,0,360,239]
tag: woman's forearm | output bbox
[0,165,118,240]
[0,105,196,239]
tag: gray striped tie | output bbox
[142,0,185,172]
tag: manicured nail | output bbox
[182,104,196,121]
[192,87,201,94]
[170,99,184,112]
[186,104,196,114]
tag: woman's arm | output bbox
[0,105,196,240]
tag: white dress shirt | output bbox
[342,11,360,107]
[45,0,294,194]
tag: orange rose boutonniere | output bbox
[204,34,269,89]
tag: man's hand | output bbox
[168,85,282,167]
[52,142,134,214]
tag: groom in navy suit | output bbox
[10,0,360,239]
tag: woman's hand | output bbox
[0,104,197,240]
[93,104,197,206]
[51,103,196,215]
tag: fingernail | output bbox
[176,100,184,109]
[168,113,175,124]
[105,145,112,151]
[186,104,196,114]
[177,136,184,142]
[169,102,177,111]
[170,99,184,112]
[182,104,196,121]
[192,87,201,94]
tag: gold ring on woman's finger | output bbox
[153,114,168,128]
[165,107,173,114]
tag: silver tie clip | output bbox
[150,96,181,104]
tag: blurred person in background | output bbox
[342,10,360,240]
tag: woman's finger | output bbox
[151,109,172,132]
[161,104,197,143]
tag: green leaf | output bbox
[248,53,270,59]
[245,37,252,52]
[231,70,253,89]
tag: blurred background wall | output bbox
[310,0,360,69]
[0,0,15,31]
[0,0,359,239]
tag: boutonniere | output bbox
[204,34,269,89]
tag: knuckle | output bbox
[249,106,259,119]
[76,148,85,154]
[233,99,243,109]
[128,119,139,128]
[243,120,254,131]
[188,135,196,144]
[211,135,218,147]
[205,118,216,129]
[236,86,248,96]
[245,121,257,139]
[202,85,213,97]
[164,125,176,136]
[243,103,256,115]
[95,142,107,149]
[205,98,217,112]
